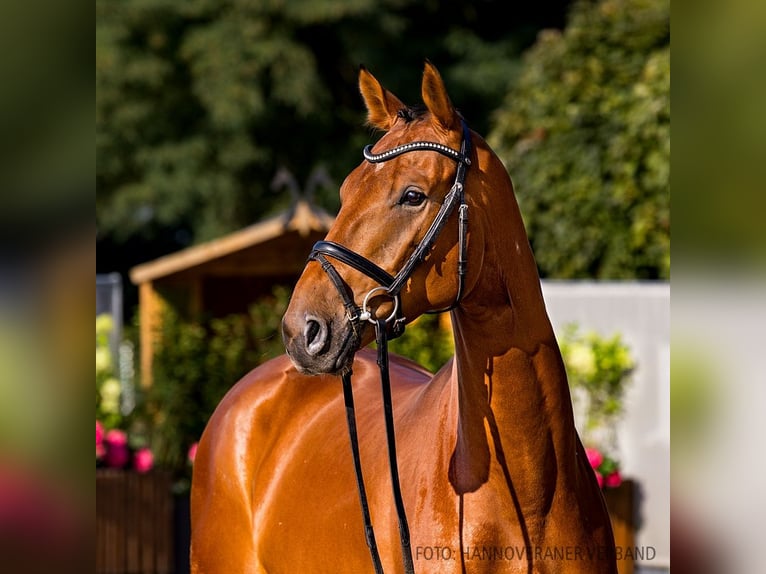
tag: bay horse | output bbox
[191,62,617,573]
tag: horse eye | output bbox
[399,189,426,207]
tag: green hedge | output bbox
[489,0,670,279]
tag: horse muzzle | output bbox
[281,310,360,375]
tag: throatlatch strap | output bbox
[375,320,415,574]
[342,370,384,574]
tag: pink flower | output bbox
[104,429,129,468]
[105,429,127,446]
[585,447,603,470]
[96,421,105,459]
[133,448,154,474]
[96,421,104,446]
[188,442,199,465]
[594,470,604,488]
[604,470,622,488]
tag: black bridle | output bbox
[307,120,472,574]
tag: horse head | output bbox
[282,62,522,375]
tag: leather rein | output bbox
[307,120,472,574]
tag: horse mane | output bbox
[396,105,425,123]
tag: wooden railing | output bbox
[96,470,179,574]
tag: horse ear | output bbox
[421,61,458,131]
[359,65,406,131]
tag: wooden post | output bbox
[138,281,164,388]
[604,479,636,574]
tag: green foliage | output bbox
[388,314,454,374]
[489,0,670,279]
[142,286,290,472]
[558,323,634,449]
[97,0,331,243]
[96,314,123,430]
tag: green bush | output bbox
[489,0,670,279]
[558,323,634,451]
[142,286,290,474]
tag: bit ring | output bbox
[359,287,399,324]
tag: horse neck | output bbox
[445,149,578,505]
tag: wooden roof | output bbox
[129,201,334,285]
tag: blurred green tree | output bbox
[97,0,571,294]
[489,0,669,279]
[97,0,333,243]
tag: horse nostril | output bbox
[304,315,329,356]
[305,320,319,343]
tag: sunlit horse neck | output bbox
[191,62,616,574]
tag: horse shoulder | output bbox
[190,354,301,573]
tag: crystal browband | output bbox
[363,141,471,165]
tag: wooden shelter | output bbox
[129,201,334,386]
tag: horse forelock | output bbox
[395,104,426,123]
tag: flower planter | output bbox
[96,469,175,574]
[604,478,636,574]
